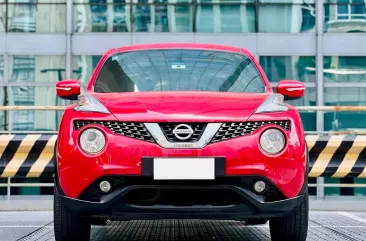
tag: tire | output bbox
[245,218,268,225]
[269,190,309,241]
[54,185,91,241]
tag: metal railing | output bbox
[0,178,54,201]
[3,105,366,134]
[0,106,64,134]
[1,105,366,200]
[2,178,366,201]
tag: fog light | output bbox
[99,181,111,193]
[254,181,266,193]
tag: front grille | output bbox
[159,123,207,142]
[211,120,291,143]
[73,120,155,143]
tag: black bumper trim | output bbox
[60,184,304,220]
[215,157,226,176]
[141,158,154,177]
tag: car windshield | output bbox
[93,49,266,93]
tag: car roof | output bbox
[104,43,253,58]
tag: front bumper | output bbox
[57,123,307,199]
[58,159,306,221]
[59,181,305,221]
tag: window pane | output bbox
[73,55,102,84]
[8,0,66,3]
[7,4,66,32]
[133,5,193,32]
[8,110,64,131]
[354,178,366,196]
[140,0,193,3]
[0,5,5,32]
[273,87,316,131]
[324,2,366,33]
[324,87,366,131]
[74,3,130,32]
[259,0,314,2]
[199,0,254,2]
[5,86,66,131]
[324,56,366,83]
[324,177,366,197]
[258,2,316,32]
[196,4,255,32]
[260,56,316,83]
[287,87,316,132]
[10,110,64,131]
[0,56,4,82]
[324,177,341,196]
[8,56,66,83]
[0,83,5,131]
[300,112,316,132]
[0,110,4,131]
[260,56,316,131]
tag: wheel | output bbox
[245,218,268,225]
[54,185,91,241]
[269,190,308,241]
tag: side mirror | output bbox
[56,80,81,100]
[277,80,305,101]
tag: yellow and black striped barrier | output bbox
[308,135,366,178]
[1,134,366,178]
[0,134,57,178]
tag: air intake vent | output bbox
[211,120,290,143]
[73,120,155,143]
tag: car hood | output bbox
[91,92,271,122]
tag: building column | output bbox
[316,0,325,200]
[66,0,73,80]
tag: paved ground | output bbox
[1,211,366,241]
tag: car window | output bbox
[93,49,266,93]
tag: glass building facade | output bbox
[0,0,366,198]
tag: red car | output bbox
[54,43,308,241]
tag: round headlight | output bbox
[259,128,285,154]
[79,128,106,154]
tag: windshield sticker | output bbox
[172,63,186,69]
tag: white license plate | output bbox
[153,158,215,180]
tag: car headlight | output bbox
[255,94,289,114]
[259,128,285,154]
[74,94,110,113]
[79,128,106,154]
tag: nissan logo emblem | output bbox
[172,124,194,140]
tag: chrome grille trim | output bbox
[159,123,207,142]
[210,120,291,143]
[145,123,222,149]
[73,120,290,146]
[73,120,155,143]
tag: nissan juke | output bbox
[54,43,309,241]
